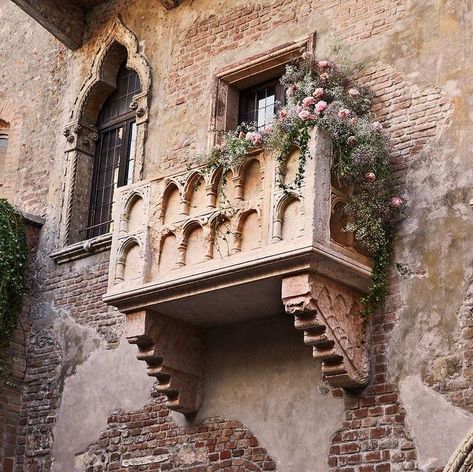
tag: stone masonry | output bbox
[1,0,473,471]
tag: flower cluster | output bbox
[202,53,404,314]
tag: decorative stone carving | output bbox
[444,429,473,472]
[55,17,152,253]
[281,271,369,389]
[105,129,373,412]
[125,310,205,414]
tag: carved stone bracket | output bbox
[281,272,369,389]
[125,310,205,414]
[444,429,473,472]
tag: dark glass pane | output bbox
[240,82,277,131]
[99,63,141,125]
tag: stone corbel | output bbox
[281,272,369,389]
[125,310,205,414]
[63,120,98,155]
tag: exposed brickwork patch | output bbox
[81,391,276,471]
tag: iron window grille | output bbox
[86,63,141,240]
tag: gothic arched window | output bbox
[86,62,141,239]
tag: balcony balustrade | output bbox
[103,128,372,413]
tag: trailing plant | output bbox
[201,52,404,315]
[0,199,27,345]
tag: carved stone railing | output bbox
[103,128,372,413]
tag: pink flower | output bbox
[298,109,312,121]
[313,87,324,99]
[347,136,358,146]
[286,83,298,97]
[278,109,287,119]
[365,172,376,183]
[315,100,328,113]
[318,60,330,68]
[246,132,263,145]
[338,108,351,118]
[390,196,403,208]
[372,121,383,131]
[238,131,246,139]
[348,88,360,97]
[308,114,317,120]
[302,96,316,108]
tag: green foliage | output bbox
[202,53,404,315]
[0,199,27,344]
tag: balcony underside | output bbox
[104,242,371,326]
[10,0,180,49]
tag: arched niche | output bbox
[330,201,352,247]
[215,169,236,207]
[184,223,206,266]
[281,198,303,240]
[123,243,142,283]
[158,232,178,275]
[120,193,145,234]
[279,147,301,187]
[162,182,181,225]
[185,173,207,216]
[115,239,142,284]
[241,159,262,202]
[60,17,151,248]
[238,210,261,252]
[213,216,233,258]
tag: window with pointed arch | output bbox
[86,62,141,239]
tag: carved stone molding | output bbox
[125,310,205,414]
[444,429,473,472]
[281,272,369,389]
[56,17,152,251]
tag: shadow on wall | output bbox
[174,314,345,471]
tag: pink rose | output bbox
[286,83,298,97]
[318,60,330,68]
[348,88,359,97]
[302,96,316,108]
[298,110,312,121]
[246,132,263,145]
[390,196,403,209]
[315,100,328,113]
[372,121,383,131]
[313,87,324,99]
[364,172,376,183]
[278,109,287,119]
[338,108,351,118]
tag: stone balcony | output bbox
[103,129,372,414]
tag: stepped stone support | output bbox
[125,310,205,414]
[281,272,369,389]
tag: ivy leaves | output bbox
[0,199,27,344]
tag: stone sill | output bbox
[50,233,112,264]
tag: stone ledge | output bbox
[50,233,112,264]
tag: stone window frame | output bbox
[209,33,316,147]
[51,17,152,264]
[0,102,22,202]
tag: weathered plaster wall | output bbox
[2,0,473,470]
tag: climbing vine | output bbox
[202,52,404,315]
[0,199,27,344]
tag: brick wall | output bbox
[0,219,41,472]
[80,391,276,471]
